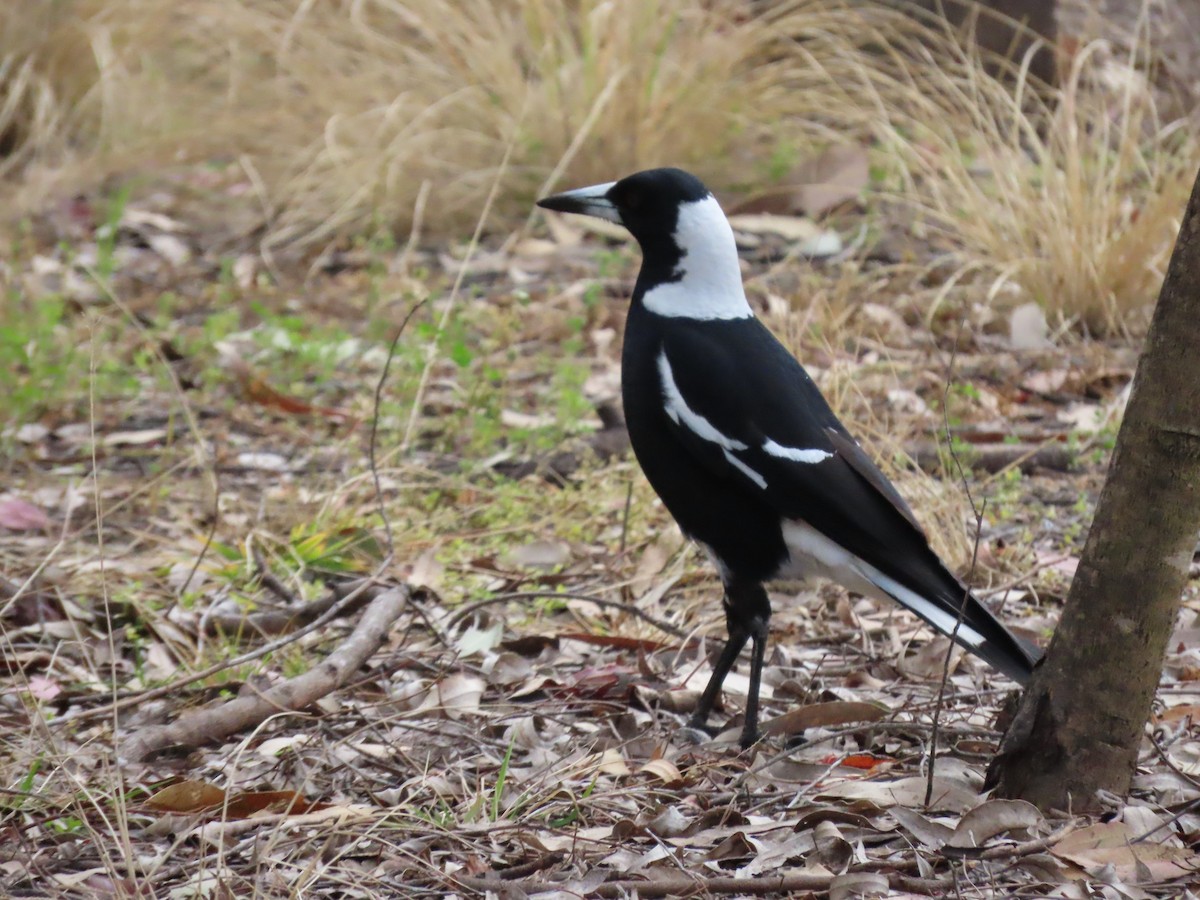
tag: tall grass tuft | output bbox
[0,0,1194,331]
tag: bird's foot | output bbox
[737,725,760,750]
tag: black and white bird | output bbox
[537,168,1038,747]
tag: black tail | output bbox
[866,561,1040,684]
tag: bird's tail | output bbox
[862,561,1039,684]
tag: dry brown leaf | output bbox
[1051,821,1200,883]
[945,799,1044,851]
[890,806,956,850]
[816,775,980,814]
[829,871,889,900]
[0,497,49,532]
[430,673,485,719]
[146,780,227,813]
[814,820,854,870]
[638,758,683,786]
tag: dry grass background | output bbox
[1,0,1196,330]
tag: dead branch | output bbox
[913,441,1075,474]
[453,870,950,897]
[53,578,390,728]
[203,578,379,637]
[121,586,409,761]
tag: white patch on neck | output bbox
[641,195,754,320]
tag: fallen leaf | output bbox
[814,819,854,870]
[223,790,324,818]
[816,775,980,813]
[0,497,49,531]
[500,540,571,570]
[146,780,226,813]
[728,213,822,241]
[829,871,888,899]
[728,143,868,217]
[890,806,956,849]
[430,673,485,719]
[638,758,683,786]
[790,143,870,217]
[27,675,62,701]
[231,359,351,422]
[945,799,1044,851]
[1052,821,1200,882]
[456,621,504,656]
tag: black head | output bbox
[537,167,712,254]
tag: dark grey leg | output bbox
[687,581,772,748]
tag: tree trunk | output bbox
[986,166,1200,811]
[901,0,1058,86]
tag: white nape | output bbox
[779,519,986,648]
[657,350,746,450]
[763,438,832,464]
[642,195,754,321]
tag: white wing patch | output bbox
[780,519,985,648]
[657,350,770,489]
[657,351,746,450]
[763,438,832,464]
[642,195,754,321]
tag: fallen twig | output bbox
[913,441,1075,474]
[121,585,409,760]
[443,589,690,640]
[452,869,951,897]
[203,578,379,638]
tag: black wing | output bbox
[656,319,1037,682]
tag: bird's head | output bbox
[536,168,750,320]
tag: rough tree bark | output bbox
[986,166,1200,811]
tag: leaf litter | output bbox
[2,158,1200,900]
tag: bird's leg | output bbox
[731,581,771,749]
[687,581,772,749]
[688,608,749,734]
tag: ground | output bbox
[3,2,1200,898]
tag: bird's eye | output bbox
[621,190,642,211]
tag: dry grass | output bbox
[837,16,1198,336]
[1,0,877,244]
[3,2,1195,330]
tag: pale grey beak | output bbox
[536,181,621,224]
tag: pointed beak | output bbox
[536,181,620,224]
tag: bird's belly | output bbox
[625,420,788,582]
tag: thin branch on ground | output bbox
[442,590,690,640]
[51,577,395,727]
[121,586,410,760]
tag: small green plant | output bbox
[490,736,515,822]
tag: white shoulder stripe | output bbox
[723,448,767,489]
[657,351,747,451]
[763,438,832,464]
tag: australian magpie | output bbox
[537,167,1039,747]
